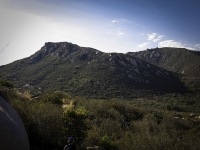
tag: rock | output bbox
[196,116,200,119]
[23,84,33,89]
[86,146,106,150]
[29,53,43,64]
[173,117,183,120]
[129,58,137,66]
[190,113,199,118]
[0,96,30,150]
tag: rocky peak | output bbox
[44,42,79,57]
[29,42,79,64]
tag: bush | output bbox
[0,79,14,88]
[62,107,88,145]
[7,90,200,150]
[11,100,64,149]
[41,91,71,106]
[100,135,116,150]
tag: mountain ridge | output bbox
[1,42,197,99]
[128,47,200,76]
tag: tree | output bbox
[62,107,88,145]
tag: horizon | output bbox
[1,0,200,66]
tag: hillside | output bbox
[127,47,200,76]
[0,42,187,99]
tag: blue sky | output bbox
[0,0,200,65]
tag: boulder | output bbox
[0,96,30,150]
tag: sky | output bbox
[0,0,200,66]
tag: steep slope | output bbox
[0,42,187,99]
[127,47,200,76]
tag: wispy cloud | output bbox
[111,19,127,24]
[147,33,157,41]
[146,33,164,42]
[143,32,198,50]
[117,28,124,35]
[138,42,149,48]
[153,35,164,42]
[112,20,117,23]
[138,32,164,48]
[158,40,194,50]
[194,44,200,48]
[118,32,124,35]
[109,20,126,36]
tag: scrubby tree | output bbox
[62,107,88,145]
[41,91,71,106]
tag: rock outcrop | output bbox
[0,96,30,150]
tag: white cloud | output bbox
[158,40,194,50]
[147,33,157,41]
[153,39,160,42]
[146,33,164,42]
[157,35,164,39]
[159,40,180,47]
[154,35,164,42]
[138,42,149,48]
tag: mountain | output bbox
[127,47,200,76]
[0,42,188,99]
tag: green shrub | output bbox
[100,135,116,150]
[0,79,14,88]
[62,107,88,145]
[41,91,71,106]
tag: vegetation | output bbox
[0,45,200,149]
[63,107,88,145]
[1,81,200,150]
[0,43,195,99]
[41,91,71,106]
[130,47,200,77]
[0,79,14,88]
